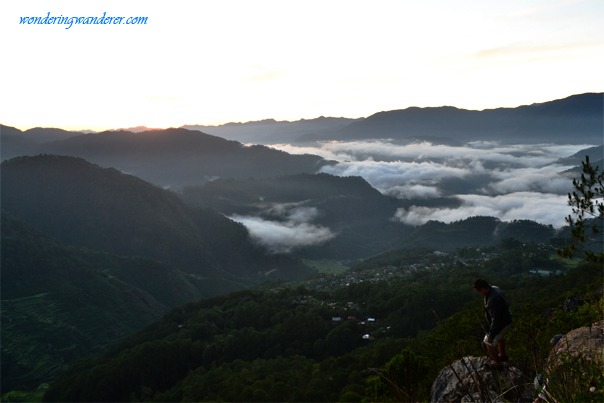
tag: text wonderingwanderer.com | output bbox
[19,12,148,30]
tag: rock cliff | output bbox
[431,320,604,402]
[430,356,534,402]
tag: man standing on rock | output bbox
[474,278,512,367]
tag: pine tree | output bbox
[560,155,604,263]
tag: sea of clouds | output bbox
[271,140,592,228]
[228,140,596,253]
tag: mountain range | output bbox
[183,92,603,145]
[182,116,357,145]
[2,93,601,193]
[0,127,330,189]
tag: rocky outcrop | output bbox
[548,320,604,366]
[533,320,604,402]
[430,356,534,403]
[430,321,604,403]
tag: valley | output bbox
[0,92,602,401]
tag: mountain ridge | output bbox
[301,92,603,144]
[0,127,331,189]
[178,92,603,144]
[4,92,600,149]
[0,154,311,282]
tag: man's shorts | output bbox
[483,324,512,346]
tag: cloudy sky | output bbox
[1,0,603,131]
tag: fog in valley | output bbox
[230,140,597,252]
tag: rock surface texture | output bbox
[430,356,534,403]
[548,320,604,365]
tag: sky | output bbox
[1,0,603,131]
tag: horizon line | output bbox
[2,91,601,133]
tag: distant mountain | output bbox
[181,175,547,258]
[180,174,567,259]
[399,216,557,251]
[182,116,357,145]
[183,93,603,146]
[0,128,331,189]
[0,125,87,160]
[181,173,413,259]
[1,155,311,282]
[557,145,603,177]
[117,125,161,132]
[20,127,87,143]
[1,125,33,158]
[299,93,603,144]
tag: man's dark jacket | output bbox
[484,286,512,339]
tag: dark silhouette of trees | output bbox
[560,156,604,263]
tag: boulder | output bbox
[430,356,534,403]
[548,320,604,365]
[533,321,604,402]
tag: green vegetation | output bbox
[561,155,604,263]
[181,173,409,260]
[543,342,604,402]
[0,388,46,403]
[39,243,602,402]
[367,262,603,402]
[303,259,350,275]
[0,215,197,392]
[0,155,311,283]
[3,153,602,401]
[181,175,560,260]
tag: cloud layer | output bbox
[272,140,595,228]
[393,192,568,227]
[230,204,335,253]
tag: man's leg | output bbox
[485,343,500,362]
[483,335,501,362]
[498,339,506,360]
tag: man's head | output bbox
[474,278,491,296]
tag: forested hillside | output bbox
[181,173,410,259]
[181,175,560,259]
[1,155,310,282]
[1,215,207,391]
[0,155,313,394]
[1,113,601,401]
[41,243,603,402]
